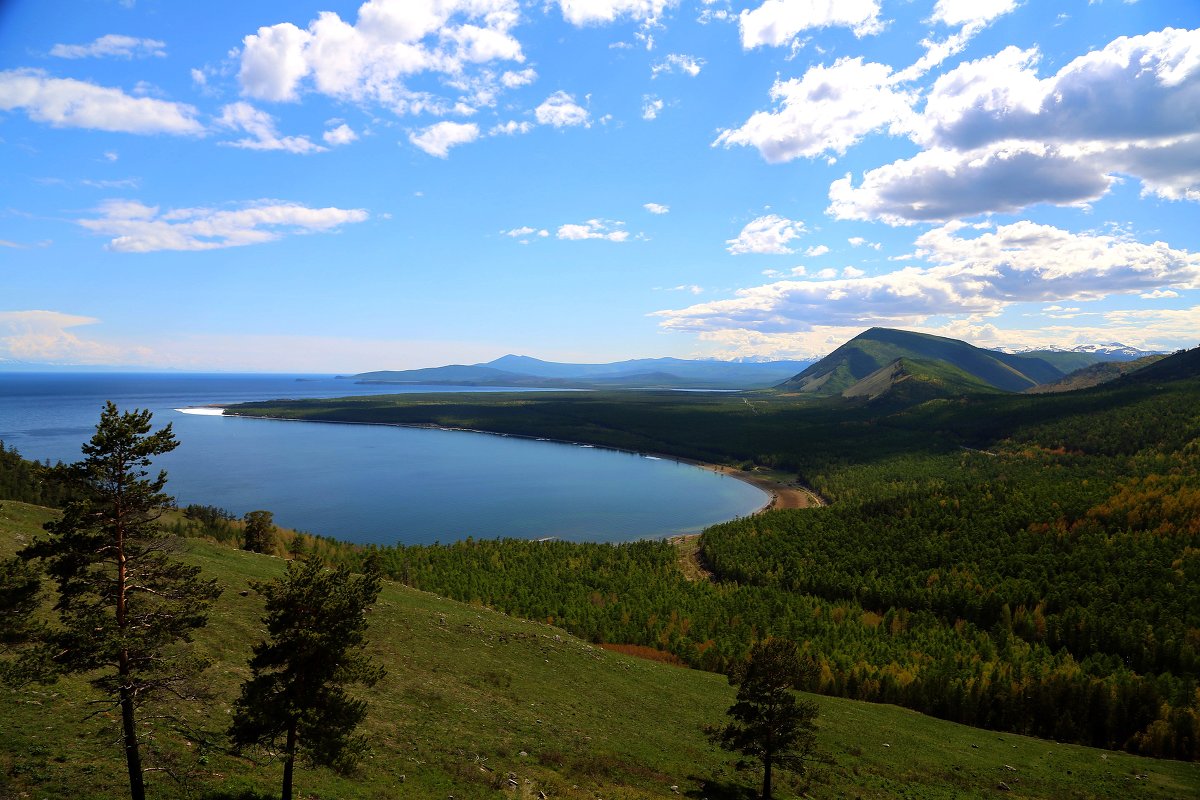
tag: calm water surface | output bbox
[0,373,766,545]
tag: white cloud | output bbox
[0,69,203,135]
[1140,289,1181,299]
[930,0,1017,28]
[503,226,548,238]
[77,199,369,252]
[237,1,525,113]
[239,22,312,102]
[848,237,882,250]
[656,221,1200,336]
[536,91,590,127]
[841,28,1200,223]
[713,58,915,163]
[644,202,669,214]
[408,120,480,156]
[842,266,866,278]
[217,102,325,153]
[739,0,883,49]
[827,142,1115,224]
[490,120,533,135]
[651,53,704,77]
[323,122,358,145]
[726,214,806,255]
[804,244,829,257]
[642,95,664,120]
[557,219,629,241]
[50,34,166,59]
[501,67,537,88]
[556,0,677,26]
[0,311,134,365]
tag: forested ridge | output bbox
[6,348,1199,764]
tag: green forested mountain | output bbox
[777,327,1101,395]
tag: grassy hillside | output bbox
[3,501,1198,799]
[777,328,1072,395]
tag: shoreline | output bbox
[211,407,822,525]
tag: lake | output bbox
[0,373,767,545]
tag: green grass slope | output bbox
[779,328,1061,395]
[3,502,1198,800]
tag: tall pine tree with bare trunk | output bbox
[21,402,220,800]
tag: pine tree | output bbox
[20,402,221,800]
[242,509,275,553]
[710,638,821,800]
[229,558,384,800]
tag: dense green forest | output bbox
[223,348,1200,762]
[6,348,1199,765]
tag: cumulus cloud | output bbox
[50,34,166,59]
[501,67,537,88]
[77,199,369,252]
[217,102,325,153]
[828,142,1115,224]
[536,91,590,127]
[726,214,806,255]
[644,202,669,214]
[739,0,883,49]
[237,1,525,113]
[557,219,628,241]
[408,120,480,156]
[555,0,677,26]
[323,122,358,145]
[651,53,703,77]
[839,27,1200,223]
[714,58,915,163]
[0,69,203,135]
[804,244,830,257]
[657,221,1200,336]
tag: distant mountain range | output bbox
[993,342,1158,360]
[343,333,1169,392]
[346,355,818,390]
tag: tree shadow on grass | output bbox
[683,774,757,799]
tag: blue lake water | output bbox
[0,373,766,545]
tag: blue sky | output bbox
[2,0,1198,371]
